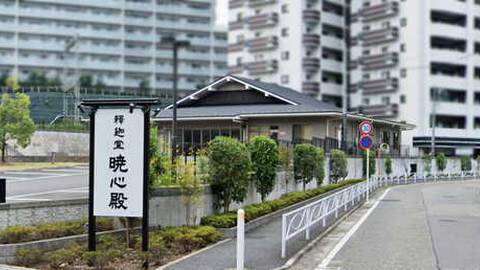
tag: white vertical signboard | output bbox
[94,108,144,217]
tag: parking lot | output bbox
[3,165,88,203]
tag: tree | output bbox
[278,145,293,194]
[314,147,325,186]
[330,149,348,183]
[385,157,393,176]
[362,149,376,177]
[207,136,251,213]
[436,153,447,172]
[423,154,433,174]
[460,156,472,172]
[249,136,279,202]
[79,75,94,88]
[178,161,203,225]
[139,79,150,96]
[23,71,48,86]
[94,79,106,90]
[294,144,321,191]
[0,77,36,162]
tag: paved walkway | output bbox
[292,181,480,270]
[161,192,356,270]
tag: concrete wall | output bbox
[7,131,88,157]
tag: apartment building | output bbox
[0,0,227,94]
[227,0,348,107]
[350,0,480,155]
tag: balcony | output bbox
[360,1,399,22]
[248,0,276,7]
[229,20,244,30]
[303,34,320,48]
[247,36,278,52]
[229,0,245,8]
[360,27,398,46]
[247,12,278,29]
[303,57,320,72]
[360,52,399,71]
[361,78,398,95]
[228,41,245,52]
[302,82,320,95]
[303,10,320,24]
[361,104,399,118]
[246,60,278,75]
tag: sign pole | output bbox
[366,149,370,202]
[88,107,97,251]
[237,209,245,270]
[142,107,150,268]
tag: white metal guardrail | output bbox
[281,171,478,258]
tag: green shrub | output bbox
[249,136,279,202]
[294,144,323,191]
[160,226,222,254]
[15,248,44,267]
[330,149,348,183]
[385,157,393,176]
[460,156,472,171]
[314,148,326,186]
[436,153,447,172]
[48,243,85,269]
[362,149,376,177]
[201,179,364,228]
[0,225,35,243]
[207,136,252,213]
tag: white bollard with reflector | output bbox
[237,209,245,270]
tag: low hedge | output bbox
[200,179,364,228]
[0,218,113,244]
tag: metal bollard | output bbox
[0,178,5,203]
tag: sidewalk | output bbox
[160,192,361,270]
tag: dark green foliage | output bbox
[207,136,252,213]
[436,153,447,172]
[249,136,279,202]
[79,75,94,88]
[201,179,364,228]
[294,144,325,191]
[460,156,472,171]
[362,149,376,177]
[315,148,326,186]
[330,149,348,183]
[385,157,393,175]
[15,248,44,266]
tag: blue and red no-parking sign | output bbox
[358,121,374,150]
[358,135,374,150]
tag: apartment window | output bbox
[431,88,466,103]
[382,96,390,105]
[363,98,370,105]
[236,57,242,66]
[431,62,466,77]
[382,47,388,53]
[475,43,480,55]
[281,4,288,13]
[363,73,370,80]
[281,51,289,60]
[281,28,289,37]
[400,95,406,104]
[237,13,242,21]
[474,92,480,104]
[281,75,289,84]
[431,115,466,129]
[400,18,407,27]
[382,71,390,78]
[475,18,480,29]
[400,44,406,52]
[400,69,407,78]
[475,67,480,79]
[431,11,466,27]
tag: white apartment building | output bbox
[227,0,348,107]
[350,0,480,156]
[0,0,227,94]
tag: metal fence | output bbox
[281,171,479,257]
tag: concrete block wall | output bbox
[7,131,88,157]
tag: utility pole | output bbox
[160,36,190,163]
[341,1,352,152]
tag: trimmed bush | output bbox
[15,248,43,267]
[207,136,252,213]
[460,156,472,171]
[385,157,393,176]
[249,136,280,202]
[330,149,348,183]
[201,179,364,228]
[294,144,324,191]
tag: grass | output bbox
[0,162,85,172]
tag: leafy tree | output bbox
[79,75,94,88]
[385,157,393,176]
[314,147,325,186]
[362,149,376,177]
[249,136,279,202]
[460,156,471,172]
[0,73,8,86]
[23,71,48,86]
[423,154,433,174]
[48,76,62,87]
[207,136,251,213]
[0,77,36,162]
[330,149,348,183]
[436,153,447,172]
[178,161,203,225]
[294,144,322,191]
[278,145,293,194]
[94,79,106,90]
[139,79,150,96]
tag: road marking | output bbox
[6,171,64,176]
[316,188,392,270]
[7,186,88,199]
[6,173,87,183]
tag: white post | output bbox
[237,209,245,270]
[366,149,370,202]
[281,215,286,258]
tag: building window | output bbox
[382,96,390,105]
[400,69,407,78]
[281,28,289,37]
[400,95,406,104]
[400,18,407,27]
[363,98,370,105]
[400,44,406,52]
[281,4,288,13]
[281,51,289,60]
[236,57,242,66]
[281,75,289,84]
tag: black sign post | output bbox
[80,98,159,268]
[0,178,6,204]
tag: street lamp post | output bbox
[160,37,190,163]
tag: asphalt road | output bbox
[324,182,480,270]
[2,166,88,202]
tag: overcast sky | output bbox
[215,0,228,28]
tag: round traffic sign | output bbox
[358,135,374,150]
[358,121,373,135]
